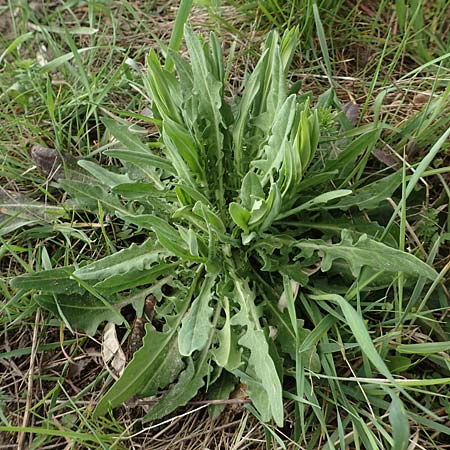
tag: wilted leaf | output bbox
[102,322,126,377]
[342,102,360,125]
[30,145,76,179]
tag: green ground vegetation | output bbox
[1,1,450,449]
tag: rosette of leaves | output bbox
[12,26,438,435]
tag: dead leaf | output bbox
[372,148,399,169]
[128,317,147,356]
[413,92,431,107]
[140,106,153,118]
[342,102,360,126]
[30,145,76,180]
[67,358,90,379]
[102,322,126,378]
[36,44,49,67]
[278,280,300,312]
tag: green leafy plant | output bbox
[12,25,439,444]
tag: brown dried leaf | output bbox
[30,145,75,179]
[102,322,126,378]
[128,317,147,356]
[67,358,91,379]
[278,280,300,312]
[412,92,431,107]
[342,102,360,126]
[372,148,400,169]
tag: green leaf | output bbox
[389,392,410,450]
[257,183,282,233]
[0,217,39,236]
[207,371,236,419]
[212,296,239,369]
[112,182,159,198]
[332,171,403,211]
[240,172,265,210]
[144,356,209,421]
[103,148,174,174]
[311,293,392,378]
[59,179,125,214]
[184,26,225,209]
[0,32,34,65]
[95,263,176,295]
[175,184,211,207]
[36,293,123,336]
[74,240,163,280]
[73,239,170,295]
[179,275,217,356]
[164,0,193,72]
[0,191,66,221]
[253,95,297,184]
[94,322,184,416]
[232,55,265,175]
[324,128,380,172]
[232,278,284,426]
[11,267,82,295]
[163,117,205,184]
[145,49,183,123]
[0,426,104,444]
[396,341,450,355]
[386,355,412,373]
[229,203,251,233]
[36,25,99,35]
[103,117,174,173]
[298,229,437,280]
[192,201,226,234]
[115,211,206,262]
[77,160,131,188]
[277,189,352,220]
[95,269,205,417]
[38,47,98,72]
[297,104,312,171]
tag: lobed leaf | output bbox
[298,229,437,280]
[94,322,184,416]
[144,356,209,421]
[179,274,217,356]
[73,240,172,295]
[115,211,206,262]
[231,278,284,426]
